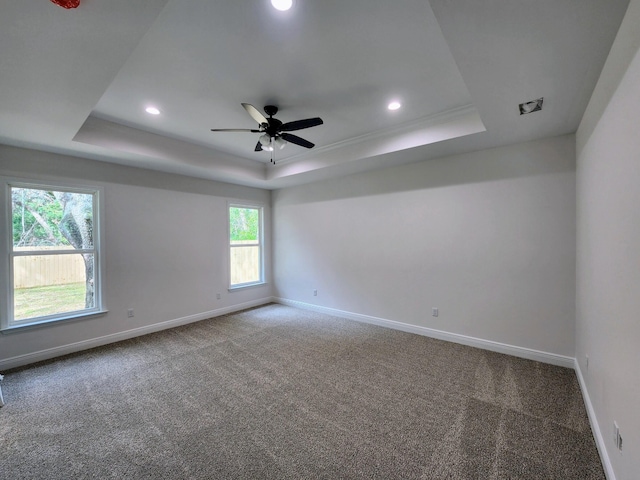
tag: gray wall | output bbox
[576,0,640,477]
[273,134,576,357]
[0,146,273,368]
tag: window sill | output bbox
[1,309,109,334]
[228,282,267,292]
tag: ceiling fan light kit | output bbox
[259,134,272,147]
[211,103,323,164]
[274,137,287,150]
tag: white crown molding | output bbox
[274,104,483,167]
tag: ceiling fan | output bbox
[211,103,323,164]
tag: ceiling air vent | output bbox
[519,97,543,115]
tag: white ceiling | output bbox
[0,0,630,189]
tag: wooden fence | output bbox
[14,245,261,289]
[230,245,260,285]
[13,247,86,289]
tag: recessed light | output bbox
[388,101,402,111]
[271,0,293,11]
[519,98,543,115]
[145,106,160,115]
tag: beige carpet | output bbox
[0,304,604,479]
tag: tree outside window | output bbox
[7,184,101,326]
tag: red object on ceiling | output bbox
[50,0,80,9]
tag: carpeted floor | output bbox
[0,304,604,479]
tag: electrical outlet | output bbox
[313,289,317,296]
[127,308,134,318]
[216,293,221,300]
[585,355,589,371]
[432,307,438,317]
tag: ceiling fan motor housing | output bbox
[266,117,283,137]
[263,106,282,137]
[264,105,279,117]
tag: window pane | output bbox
[12,187,94,250]
[13,254,95,321]
[230,246,260,285]
[229,207,259,245]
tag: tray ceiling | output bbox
[0,0,630,188]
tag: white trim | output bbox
[574,360,616,480]
[275,104,480,166]
[0,177,105,330]
[12,248,95,256]
[0,298,611,477]
[0,297,272,371]
[1,309,109,334]
[0,180,10,331]
[228,281,268,291]
[274,298,575,368]
[227,202,265,289]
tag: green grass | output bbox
[14,282,86,320]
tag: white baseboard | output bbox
[1,298,612,478]
[1,297,574,371]
[0,297,273,371]
[574,360,616,480]
[277,298,613,479]
[274,298,575,369]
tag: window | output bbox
[0,180,104,330]
[229,204,264,288]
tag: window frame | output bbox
[228,202,265,290]
[0,177,107,332]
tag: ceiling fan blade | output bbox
[254,141,263,152]
[281,132,315,149]
[210,128,261,132]
[242,103,268,126]
[280,117,323,132]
